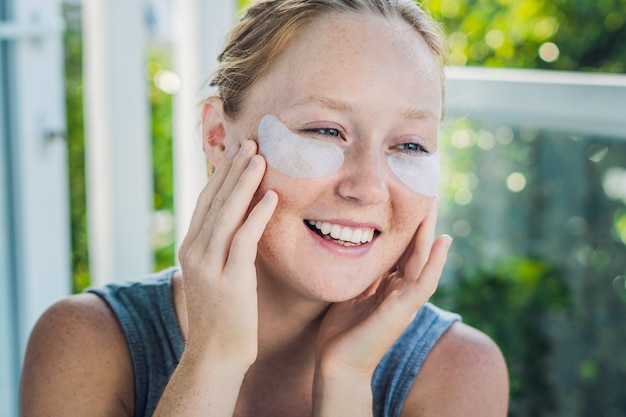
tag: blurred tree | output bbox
[426,0,626,72]
[434,257,569,416]
[146,48,176,271]
[434,117,626,416]
[237,0,626,72]
[63,4,177,290]
[63,3,90,292]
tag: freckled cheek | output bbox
[253,182,289,269]
[249,161,283,204]
[257,164,320,208]
[390,193,432,240]
[256,216,284,267]
[253,167,302,237]
[253,171,306,279]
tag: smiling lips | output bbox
[305,220,377,247]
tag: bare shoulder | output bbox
[400,321,509,417]
[20,293,134,417]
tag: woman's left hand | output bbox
[315,197,452,380]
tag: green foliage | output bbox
[238,0,626,72]
[432,257,569,416]
[614,209,626,247]
[63,3,90,293]
[426,0,626,72]
[435,113,626,416]
[63,5,177,290]
[146,49,176,271]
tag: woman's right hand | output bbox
[177,139,278,369]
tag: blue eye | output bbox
[309,127,341,138]
[303,127,345,142]
[395,142,429,155]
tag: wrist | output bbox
[153,348,251,416]
[312,368,373,417]
[314,354,376,381]
[184,333,257,370]
[314,362,373,388]
[180,347,252,380]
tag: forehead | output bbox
[243,11,443,120]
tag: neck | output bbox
[255,269,330,365]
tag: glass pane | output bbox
[433,118,626,416]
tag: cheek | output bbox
[253,181,290,268]
[391,192,432,243]
[253,171,308,279]
[256,164,307,206]
[253,166,307,241]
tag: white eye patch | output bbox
[258,114,344,178]
[257,114,440,197]
[388,151,440,197]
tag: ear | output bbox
[201,97,228,166]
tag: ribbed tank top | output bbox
[88,267,460,417]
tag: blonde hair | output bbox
[210,0,447,120]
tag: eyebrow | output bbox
[292,95,353,112]
[402,108,440,121]
[293,94,440,121]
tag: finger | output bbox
[180,148,237,251]
[223,189,278,279]
[202,140,256,231]
[346,236,450,359]
[195,140,258,241]
[399,234,452,307]
[179,141,259,274]
[198,153,268,269]
[357,275,385,300]
[399,196,440,280]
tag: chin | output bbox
[297,264,388,303]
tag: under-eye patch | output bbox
[257,114,439,197]
[258,114,344,178]
[388,151,440,197]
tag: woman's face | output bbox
[221,12,443,302]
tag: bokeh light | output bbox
[154,70,181,94]
[539,42,560,63]
[507,172,527,192]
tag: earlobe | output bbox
[201,98,227,166]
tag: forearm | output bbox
[312,369,373,417]
[153,351,249,417]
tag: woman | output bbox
[20,1,509,416]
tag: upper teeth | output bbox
[307,220,375,244]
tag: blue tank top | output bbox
[88,267,460,417]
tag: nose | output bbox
[336,148,390,205]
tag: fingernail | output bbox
[443,234,453,249]
[239,140,252,156]
[226,145,239,160]
[262,190,277,204]
[248,154,260,169]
